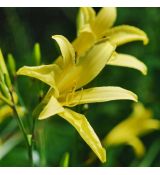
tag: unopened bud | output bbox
[0,49,11,88]
[0,71,4,83]
[27,134,32,146]
[8,53,16,77]
[0,81,10,99]
[0,49,9,76]
[60,152,70,167]
[33,43,41,66]
[4,73,12,89]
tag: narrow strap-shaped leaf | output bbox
[0,133,22,160]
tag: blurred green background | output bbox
[0,7,160,167]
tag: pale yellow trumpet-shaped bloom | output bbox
[17,35,138,163]
[72,7,148,75]
[103,103,160,157]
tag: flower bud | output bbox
[8,53,16,77]
[0,81,10,99]
[4,73,12,89]
[0,71,4,83]
[33,43,41,66]
[0,49,11,88]
[0,49,8,75]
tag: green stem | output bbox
[139,139,160,167]
[9,89,33,166]
[30,117,37,166]
[38,124,47,167]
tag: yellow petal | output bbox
[104,134,145,157]
[92,7,117,38]
[76,41,116,89]
[105,25,149,46]
[57,41,115,93]
[127,137,145,157]
[138,118,160,135]
[33,88,53,118]
[144,119,160,131]
[108,53,147,75]
[38,95,64,120]
[52,35,75,66]
[77,7,95,34]
[60,86,137,106]
[129,103,160,134]
[17,64,60,96]
[59,108,106,163]
[72,25,96,58]
[132,102,152,119]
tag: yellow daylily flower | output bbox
[103,103,160,157]
[72,7,148,75]
[17,35,138,163]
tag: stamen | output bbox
[65,80,77,106]
[65,80,84,107]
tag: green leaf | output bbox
[60,152,70,167]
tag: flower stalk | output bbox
[9,87,34,166]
